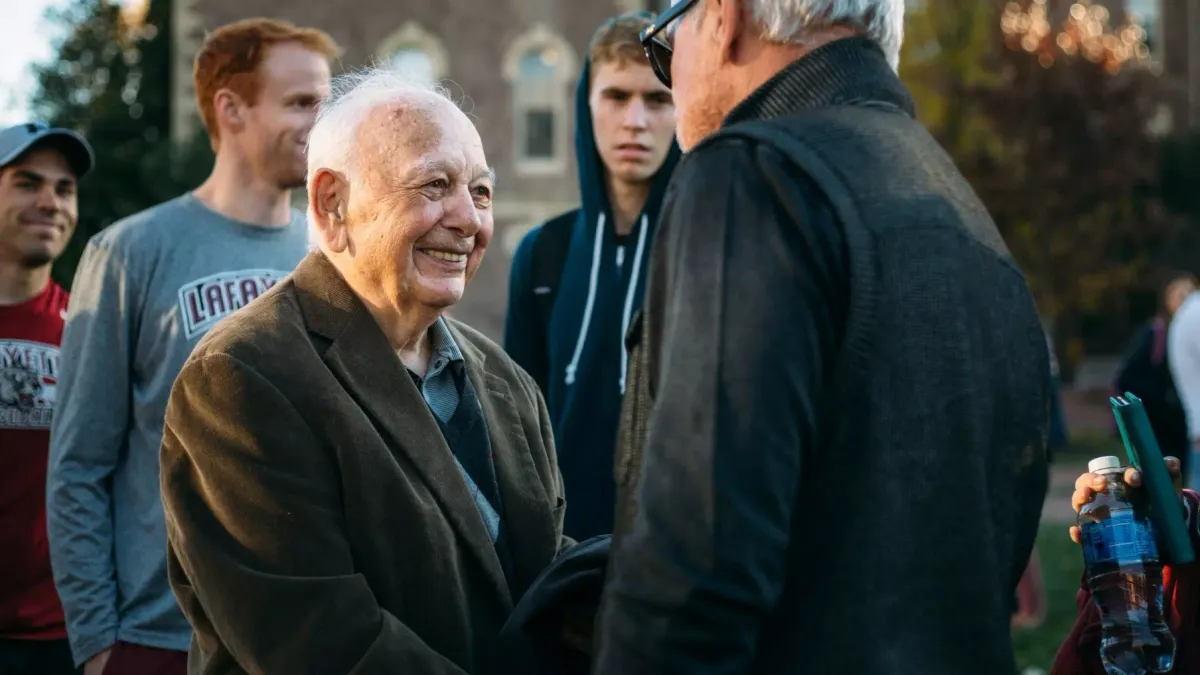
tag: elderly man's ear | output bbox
[310,168,351,254]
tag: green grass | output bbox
[1011,525,1085,672]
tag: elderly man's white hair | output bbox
[305,67,456,249]
[737,0,905,71]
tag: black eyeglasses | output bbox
[639,0,699,88]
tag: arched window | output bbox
[375,21,448,84]
[389,49,437,83]
[504,25,577,175]
[516,49,558,161]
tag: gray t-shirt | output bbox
[47,192,308,664]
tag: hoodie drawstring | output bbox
[564,212,606,385]
[618,214,649,394]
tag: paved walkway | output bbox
[1061,389,1115,435]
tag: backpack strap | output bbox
[530,213,575,342]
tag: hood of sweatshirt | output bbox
[544,55,681,539]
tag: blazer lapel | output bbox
[292,252,513,610]
[453,324,558,601]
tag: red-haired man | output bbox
[46,19,338,675]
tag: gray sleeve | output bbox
[47,238,137,665]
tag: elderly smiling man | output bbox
[158,68,568,674]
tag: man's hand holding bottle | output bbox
[1069,456,1185,545]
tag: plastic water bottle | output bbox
[1077,455,1175,675]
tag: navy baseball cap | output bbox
[0,122,95,178]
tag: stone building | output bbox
[1143,0,1200,129]
[171,0,672,340]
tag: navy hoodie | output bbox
[503,58,680,541]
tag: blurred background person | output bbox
[1169,276,1200,490]
[1117,274,1197,474]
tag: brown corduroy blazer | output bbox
[160,251,567,675]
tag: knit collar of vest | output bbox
[724,36,916,126]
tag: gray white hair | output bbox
[305,66,455,249]
[744,0,905,71]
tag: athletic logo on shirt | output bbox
[177,269,289,339]
[0,340,58,429]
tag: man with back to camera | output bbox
[0,122,93,675]
[596,0,1051,673]
[46,18,338,675]
[504,12,680,541]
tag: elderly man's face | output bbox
[342,98,493,311]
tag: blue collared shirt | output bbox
[409,318,501,541]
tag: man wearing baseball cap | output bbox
[0,121,94,675]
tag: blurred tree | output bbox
[29,0,213,290]
[963,0,1179,365]
[899,0,1001,158]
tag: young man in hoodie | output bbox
[503,12,681,542]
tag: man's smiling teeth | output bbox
[424,250,466,262]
